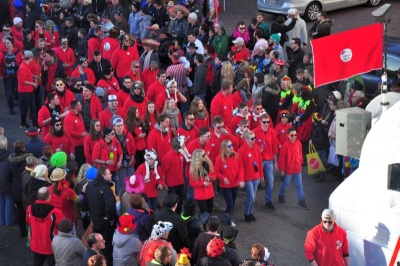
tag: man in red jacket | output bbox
[54,38,76,76]
[38,92,69,139]
[99,94,124,129]
[80,84,103,131]
[146,69,167,102]
[277,127,308,210]
[208,116,238,162]
[26,187,65,266]
[176,111,198,144]
[210,80,234,127]
[147,113,172,162]
[63,100,88,167]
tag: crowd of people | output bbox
[1,0,396,265]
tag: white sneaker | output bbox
[230,221,236,227]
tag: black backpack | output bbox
[3,50,19,76]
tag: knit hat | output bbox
[206,237,225,257]
[150,221,173,240]
[51,116,61,126]
[221,226,238,243]
[13,17,23,25]
[313,112,322,123]
[144,149,160,182]
[117,213,136,234]
[50,168,67,182]
[30,164,48,178]
[86,167,97,181]
[50,151,67,168]
[110,115,123,126]
[124,174,145,193]
[280,110,290,118]
[270,33,281,44]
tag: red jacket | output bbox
[44,131,75,155]
[71,66,96,85]
[123,96,148,118]
[48,182,79,222]
[155,91,185,114]
[128,125,146,151]
[81,95,102,120]
[215,153,244,188]
[208,129,238,162]
[141,67,158,93]
[136,163,163,198]
[189,170,215,200]
[278,140,303,174]
[194,115,209,129]
[32,30,51,47]
[98,108,125,129]
[238,143,263,181]
[97,76,121,96]
[47,31,60,49]
[143,113,157,134]
[186,138,212,177]
[63,111,87,147]
[176,124,198,144]
[56,89,75,110]
[117,89,130,107]
[229,114,250,134]
[210,91,234,126]
[38,104,64,139]
[26,200,65,255]
[88,36,102,62]
[231,90,253,110]
[92,138,123,172]
[147,125,172,162]
[11,26,24,43]
[253,126,279,161]
[162,149,185,187]
[124,69,142,83]
[147,81,165,102]
[84,134,100,165]
[274,122,292,146]
[100,37,120,61]
[115,129,137,158]
[304,223,349,266]
[111,45,139,78]
[18,60,35,93]
[54,46,75,76]
[0,47,23,77]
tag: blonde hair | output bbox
[0,136,7,150]
[242,130,255,141]
[264,74,276,85]
[220,140,237,163]
[221,61,235,83]
[190,97,209,118]
[163,98,177,113]
[281,79,292,91]
[76,163,91,185]
[190,149,214,181]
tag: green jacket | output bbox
[213,30,230,60]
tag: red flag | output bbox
[311,23,383,87]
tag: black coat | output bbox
[158,37,172,70]
[270,18,297,47]
[152,209,190,252]
[42,59,66,89]
[25,139,48,159]
[64,25,79,50]
[192,63,208,95]
[0,149,12,194]
[181,214,204,250]
[21,169,33,210]
[198,256,232,266]
[6,152,31,201]
[84,175,118,230]
[88,58,111,84]
[24,10,39,32]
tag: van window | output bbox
[388,163,400,191]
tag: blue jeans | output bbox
[148,197,158,211]
[244,179,260,215]
[316,150,327,180]
[4,77,17,108]
[278,173,305,201]
[263,160,274,203]
[0,192,14,226]
[220,187,238,224]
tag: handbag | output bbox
[306,144,326,175]
[327,140,339,166]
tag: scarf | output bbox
[54,130,64,137]
[121,85,130,93]
[130,93,144,103]
[197,110,205,119]
[239,89,251,103]
[166,108,180,129]
[252,110,266,122]
[56,89,66,97]
[233,28,250,43]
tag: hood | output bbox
[154,123,169,134]
[0,149,11,161]
[179,122,194,131]
[31,200,54,218]
[8,152,31,166]
[113,231,137,248]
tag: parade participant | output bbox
[80,84,103,131]
[146,70,167,102]
[274,110,292,147]
[143,101,158,133]
[111,34,140,84]
[53,78,75,110]
[125,106,148,169]
[55,38,75,76]
[98,94,124,129]
[70,57,96,85]
[84,119,102,165]
[123,81,149,118]
[210,80,234,127]
[155,79,187,114]
[97,65,121,97]
[44,117,75,159]
[147,113,173,162]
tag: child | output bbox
[295,68,308,85]
[309,112,329,182]
[230,102,251,133]
[274,110,292,148]
[234,119,249,149]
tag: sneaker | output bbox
[278,196,286,206]
[265,202,275,211]
[249,214,256,221]
[243,215,253,223]
[20,124,30,129]
[298,201,309,210]
[230,221,236,227]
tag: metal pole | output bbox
[380,22,389,113]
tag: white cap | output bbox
[321,209,335,220]
[332,91,342,100]
[13,17,23,25]
[288,8,298,15]
[232,37,244,44]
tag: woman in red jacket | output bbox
[135,150,164,211]
[238,130,263,223]
[44,117,75,160]
[189,149,216,214]
[53,78,75,110]
[84,119,102,165]
[190,97,210,129]
[142,101,158,133]
[215,140,245,227]
[125,106,148,169]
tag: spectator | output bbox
[63,17,79,50]
[21,156,38,211]
[25,127,47,158]
[76,29,89,59]
[87,254,107,266]
[126,193,153,242]
[82,233,106,266]
[171,9,189,41]
[198,237,231,266]
[26,187,65,266]
[112,213,142,265]
[88,50,111,84]
[210,80,234,127]
[285,8,307,58]
[98,94,125,129]
[129,2,142,40]
[147,245,174,266]
[308,11,332,39]
[213,22,229,60]
[111,34,140,83]
[52,218,86,265]
[30,164,52,201]
[139,7,152,40]
[180,198,204,250]
[147,113,173,161]
[44,117,75,158]
[0,136,12,226]
[97,65,121,96]
[220,226,241,266]
[243,243,271,265]
[192,216,220,264]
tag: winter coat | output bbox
[128,11,141,39]
[51,232,86,265]
[21,168,34,210]
[7,152,31,201]
[192,63,208,95]
[112,230,142,265]
[126,207,153,242]
[25,139,48,158]
[181,213,204,250]
[171,18,189,41]
[139,14,152,40]
[0,149,12,194]
[213,31,230,60]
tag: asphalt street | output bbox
[0,1,399,265]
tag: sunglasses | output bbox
[242,125,248,128]
[55,123,62,127]
[55,83,64,86]
[290,134,298,137]
[247,137,256,141]
[133,65,140,68]
[256,108,263,110]
[216,126,225,129]
[323,220,333,224]
[76,84,82,87]
[110,102,118,105]
[4,41,11,44]
[187,118,195,121]
[239,27,246,30]
[227,144,234,148]
[3,29,10,32]
[261,120,270,124]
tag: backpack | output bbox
[3,50,19,76]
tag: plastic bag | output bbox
[327,140,339,166]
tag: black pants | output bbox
[168,184,185,214]
[15,200,27,236]
[93,222,115,264]
[75,145,85,169]
[19,92,37,126]
[33,252,55,266]
[134,149,145,170]
[196,198,213,214]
